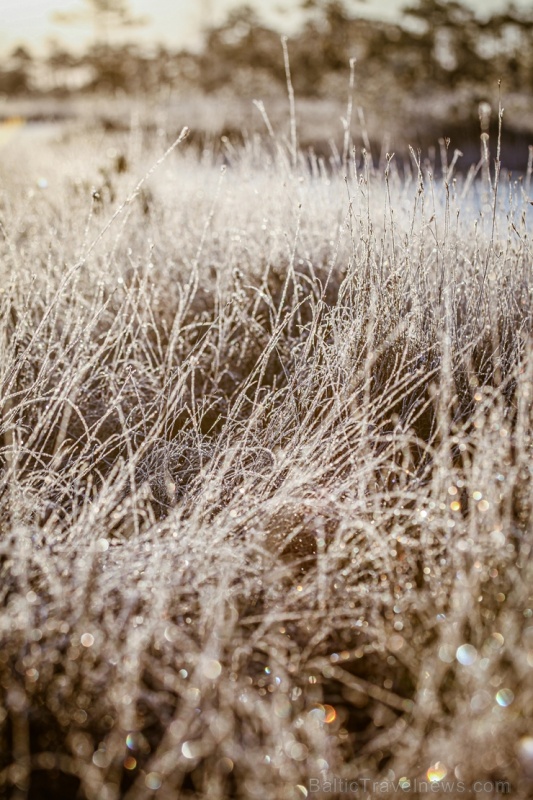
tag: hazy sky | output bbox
[1,0,530,54]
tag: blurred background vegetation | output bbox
[1,0,533,166]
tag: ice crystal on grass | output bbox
[0,115,532,799]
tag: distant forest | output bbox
[1,0,532,99]
[2,0,533,167]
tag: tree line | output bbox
[1,0,532,98]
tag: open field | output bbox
[0,111,532,799]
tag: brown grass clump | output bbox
[0,115,532,799]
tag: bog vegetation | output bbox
[2,0,533,162]
[0,69,532,798]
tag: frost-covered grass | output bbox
[0,119,532,800]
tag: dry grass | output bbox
[0,112,532,800]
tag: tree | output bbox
[52,0,147,47]
[197,6,284,92]
[0,46,33,94]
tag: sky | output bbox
[1,0,530,55]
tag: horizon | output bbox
[2,0,532,56]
